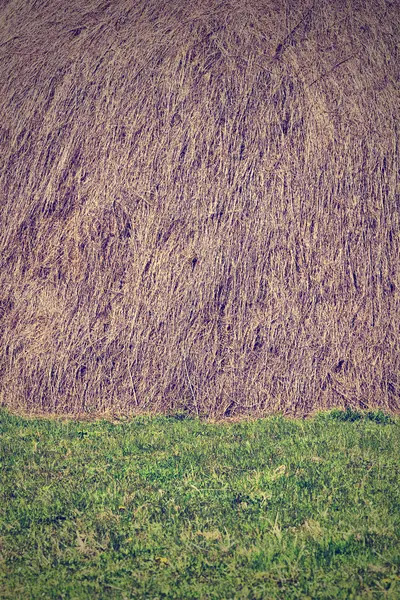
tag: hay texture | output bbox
[0,0,399,417]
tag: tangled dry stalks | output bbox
[0,0,399,417]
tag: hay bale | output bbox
[0,0,399,417]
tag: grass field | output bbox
[1,408,399,599]
[1,3,399,595]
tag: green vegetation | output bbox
[1,409,399,599]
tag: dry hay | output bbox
[0,0,399,418]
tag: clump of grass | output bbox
[0,408,399,599]
[164,410,195,422]
[323,408,396,424]
[0,0,399,418]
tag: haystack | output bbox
[0,0,399,417]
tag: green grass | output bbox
[0,409,399,599]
